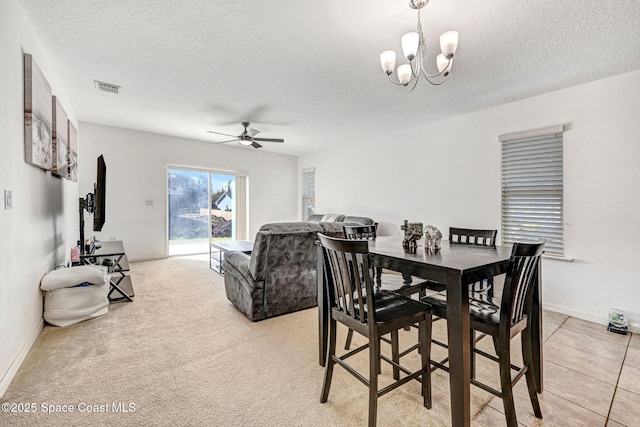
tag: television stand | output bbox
[80,240,134,302]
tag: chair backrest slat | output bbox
[500,241,545,328]
[343,224,377,240]
[449,227,497,247]
[318,233,376,327]
[449,227,498,293]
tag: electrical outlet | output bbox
[110,236,116,241]
[146,200,154,207]
[4,190,12,210]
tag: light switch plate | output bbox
[4,190,12,210]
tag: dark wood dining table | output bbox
[317,236,543,427]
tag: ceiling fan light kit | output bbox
[380,0,459,91]
[207,121,285,149]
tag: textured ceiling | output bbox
[18,0,640,156]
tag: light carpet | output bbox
[1,255,517,426]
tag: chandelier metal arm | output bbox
[419,57,451,79]
[386,73,410,86]
[404,56,449,85]
[404,75,420,92]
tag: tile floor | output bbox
[472,311,639,426]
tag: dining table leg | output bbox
[446,272,472,427]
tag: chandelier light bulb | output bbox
[401,32,419,60]
[397,64,412,85]
[440,31,459,59]
[380,50,397,75]
[436,54,452,76]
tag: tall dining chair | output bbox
[418,227,499,377]
[342,224,437,353]
[449,227,498,294]
[421,240,545,427]
[317,233,431,427]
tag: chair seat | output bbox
[422,291,501,328]
[353,289,431,324]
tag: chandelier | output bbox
[380,0,459,91]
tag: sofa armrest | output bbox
[222,251,261,288]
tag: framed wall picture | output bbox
[51,96,68,178]
[24,53,53,170]
[67,120,78,182]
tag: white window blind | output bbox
[301,168,315,221]
[501,127,564,256]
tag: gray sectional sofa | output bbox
[222,215,374,321]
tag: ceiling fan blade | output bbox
[207,130,238,138]
[211,138,240,144]
[253,137,284,143]
[247,128,260,137]
[251,141,262,149]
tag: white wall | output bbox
[0,0,79,396]
[300,70,640,331]
[79,123,298,260]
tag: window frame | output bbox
[500,125,565,256]
[301,167,315,221]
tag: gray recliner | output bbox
[223,221,349,321]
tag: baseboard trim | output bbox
[0,319,43,398]
[544,303,606,325]
[544,303,639,334]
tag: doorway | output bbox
[167,167,247,256]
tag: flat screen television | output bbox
[93,154,106,231]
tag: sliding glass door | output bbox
[167,167,246,256]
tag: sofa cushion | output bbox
[306,214,324,222]
[319,221,359,237]
[307,213,374,226]
[321,213,346,222]
[343,215,375,226]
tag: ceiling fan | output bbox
[207,121,284,149]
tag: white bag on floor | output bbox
[41,266,110,327]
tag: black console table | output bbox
[81,240,134,302]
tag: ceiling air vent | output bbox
[94,80,121,94]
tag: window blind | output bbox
[301,168,315,221]
[501,130,564,256]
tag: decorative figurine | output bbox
[401,220,423,253]
[424,225,443,252]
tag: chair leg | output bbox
[522,327,543,419]
[497,338,518,427]
[421,315,432,409]
[470,329,476,379]
[345,328,354,350]
[320,319,337,403]
[369,334,380,427]
[391,331,400,380]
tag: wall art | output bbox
[67,120,78,182]
[24,53,53,170]
[51,96,68,178]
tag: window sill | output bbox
[542,254,573,262]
